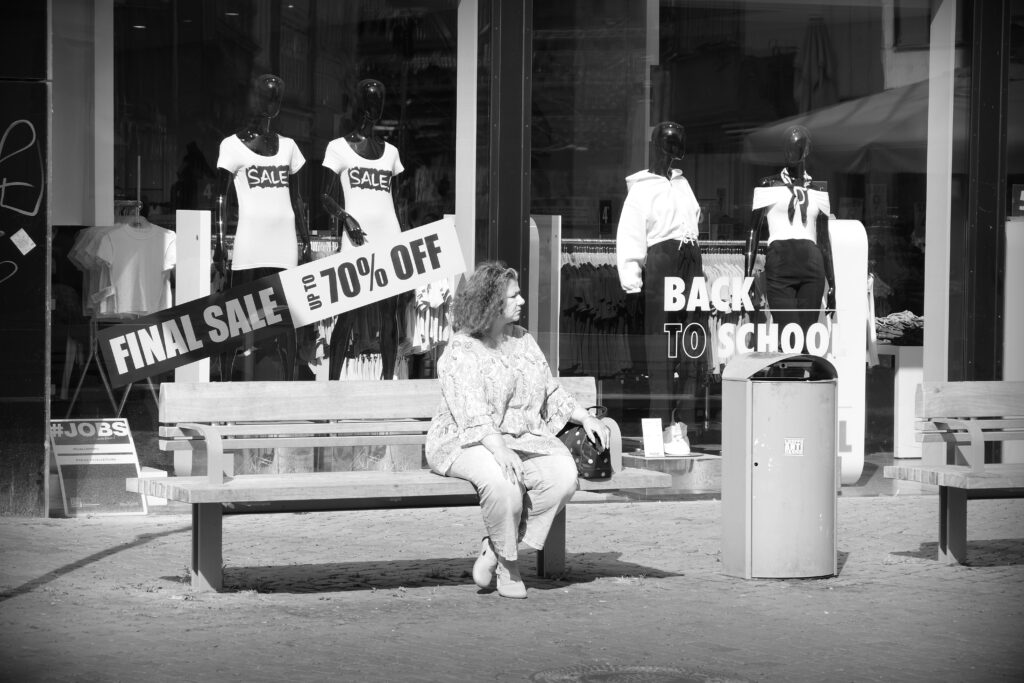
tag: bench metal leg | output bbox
[536,506,566,577]
[192,503,223,592]
[939,486,968,564]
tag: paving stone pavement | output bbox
[1,494,1022,682]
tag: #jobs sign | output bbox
[49,419,147,516]
[98,218,465,386]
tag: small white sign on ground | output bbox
[49,419,147,516]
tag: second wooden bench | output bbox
[884,380,1024,563]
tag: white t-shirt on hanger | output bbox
[217,134,306,270]
[95,220,176,316]
[322,138,404,250]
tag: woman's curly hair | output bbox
[451,261,518,338]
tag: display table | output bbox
[876,344,923,459]
[622,452,721,495]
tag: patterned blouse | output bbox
[425,325,579,475]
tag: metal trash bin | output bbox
[720,352,838,579]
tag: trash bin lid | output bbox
[722,352,837,381]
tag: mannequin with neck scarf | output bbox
[615,121,704,428]
[320,79,405,381]
[744,125,836,344]
[214,73,311,380]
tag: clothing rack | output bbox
[562,237,615,248]
[65,316,159,418]
[562,237,764,252]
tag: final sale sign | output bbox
[97,219,465,387]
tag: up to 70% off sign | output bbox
[279,218,466,327]
[306,250,389,309]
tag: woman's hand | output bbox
[481,434,523,484]
[581,415,611,450]
[490,446,524,485]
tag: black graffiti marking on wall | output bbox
[0,260,16,286]
[0,119,44,217]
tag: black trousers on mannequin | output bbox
[228,266,295,381]
[643,239,703,424]
[327,296,400,380]
[765,239,826,347]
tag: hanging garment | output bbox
[94,219,176,316]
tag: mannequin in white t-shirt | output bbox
[320,79,406,380]
[214,73,311,380]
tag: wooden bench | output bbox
[128,377,672,592]
[883,381,1024,563]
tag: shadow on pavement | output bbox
[0,525,191,602]
[187,551,682,594]
[890,539,1024,566]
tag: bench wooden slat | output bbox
[917,431,1024,444]
[883,463,1024,489]
[159,376,600,424]
[160,420,431,439]
[916,418,1024,433]
[916,381,1024,419]
[128,468,672,505]
[160,435,429,452]
[160,380,442,423]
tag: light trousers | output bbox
[446,446,579,561]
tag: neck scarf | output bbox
[781,167,812,225]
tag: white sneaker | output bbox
[495,557,527,599]
[472,537,498,589]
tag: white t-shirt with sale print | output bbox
[322,138,404,250]
[217,134,305,270]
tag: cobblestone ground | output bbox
[1,495,1022,682]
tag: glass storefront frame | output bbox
[1,0,1018,514]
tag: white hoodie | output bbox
[615,168,701,293]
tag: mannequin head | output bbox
[783,125,811,166]
[650,121,686,177]
[249,74,284,120]
[355,79,386,125]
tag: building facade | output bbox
[0,0,1020,515]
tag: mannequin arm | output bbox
[744,208,766,279]
[213,169,233,269]
[614,201,645,293]
[393,173,410,232]
[320,173,366,246]
[290,169,312,264]
[816,213,836,316]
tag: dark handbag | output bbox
[557,406,613,480]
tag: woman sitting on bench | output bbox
[426,262,610,598]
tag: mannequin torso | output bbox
[214,74,310,270]
[615,121,701,294]
[745,126,836,317]
[321,79,400,247]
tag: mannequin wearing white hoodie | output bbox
[616,121,703,427]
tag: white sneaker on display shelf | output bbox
[663,420,691,456]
